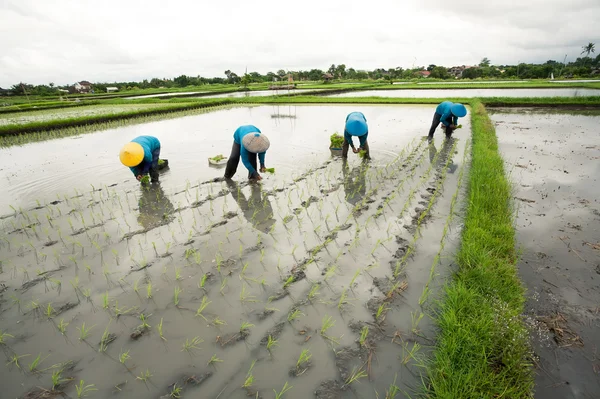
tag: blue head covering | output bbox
[451,103,467,118]
[345,113,368,136]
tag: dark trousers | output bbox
[342,140,370,158]
[149,148,160,182]
[224,142,258,179]
[428,112,453,138]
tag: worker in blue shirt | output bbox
[428,101,467,139]
[119,136,161,183]
[224,125,270,181]
[343,112,369,159]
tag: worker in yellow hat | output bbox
[120,136,161,183]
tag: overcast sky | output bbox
[1,0,599,87]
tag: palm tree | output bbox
[581,42,595,57]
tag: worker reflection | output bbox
[137,184,175,230]
[342,159,369,206]
[226,181,276,233]
[427,137,458,174]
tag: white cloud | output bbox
[1,0,599,87]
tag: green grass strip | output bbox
[425,100,533,398]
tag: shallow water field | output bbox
[0,105,470,398]
[326,88,600,98]
[492,108,600,399]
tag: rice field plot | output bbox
[0,103,187,127]
[0,107,470,399]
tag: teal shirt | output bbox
[129,136,160,176]
[234,125,266,176]
[436,101,459,126]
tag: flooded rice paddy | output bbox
[198,89,325,99]
[327,88,600,98]
[0,105,470,398]
[492,108,600,399]
[0,104,187,126]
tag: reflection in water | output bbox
[342,159,369,206]
[428,137,458,174]
[137,184,176,230]
[227,181,276,233]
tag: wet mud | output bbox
[493,108,600,398]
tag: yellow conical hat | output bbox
[120,142,144,167]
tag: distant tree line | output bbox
[3,46,598,96]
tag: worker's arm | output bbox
[440,110,452,126]
[240,146,258,178]
[344,130,355,148]
[258,152,266,172]
[359,132,368,148]
[452,115,458,126]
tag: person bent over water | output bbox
[428,101,467,139]
[343,112,370,159]
[120,135,161,183]
[224,125,270,181]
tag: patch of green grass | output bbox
[425,100,533,398]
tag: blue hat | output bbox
[451,103,467,118]
[345,118,368,137]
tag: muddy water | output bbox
[492,108,600,399]
[327,88,600,98]
[0,105,470,399]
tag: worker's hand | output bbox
[260,166,267,173]
[254,174,263,181]
[136,175,143,181]
[352,147,359,154]
[449,124,457,130]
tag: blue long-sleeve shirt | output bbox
[234,125,266,176]
[436,101,459,126]
[344,112,368,148]
[129,136,161,176]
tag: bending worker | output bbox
[224,125,270,181]
[428,101,467,139]
[119,135,162,183]
[343,111,369,159]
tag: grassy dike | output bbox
[425,100,533,398]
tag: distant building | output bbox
[323,73,334,81]
[448,65,477,78]
[106,87,119,93]
[417,70,431,78]
[70,81,93,94]
[0,87,9,96]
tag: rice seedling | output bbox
[320,315,335,336]
[207,354,223,365]
[242,360,256,388]
[282,275,294,289]
[402,341,421,365]
[77,322,94,341]
[410,311,424,334]
[359,326,369,347]
[307,284,320,301]
[173,287,182,306]
[113,301,135,317]
[376,303,389,323]
[338,289,351,310]
[240,321,254,332]
[219,277,228,294]
[175,267,182,281]
[146,281,153,299]
[212,317,227,327]
[99,322,113,352]
[136,369,153,382]
[0,330,14,345]
[101,292,110,309]
[139,313,151,330]
[239,283,257,303]
[181,336,203,353]
[273,381,293,399]
[156,318,167,341]
[266,335,278,351]
[287,308,304,322]
[119,349,131,364]
[51,368,70,390]
[195,296,211,320]
[296,348,312,369]
[28,353,49,372]
[56,318,69,335]
[169,383,183,399]
[344,366,368,386]
[75,380,97,398]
